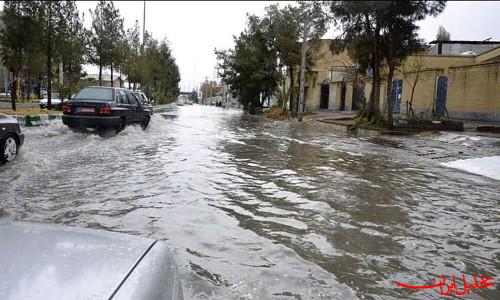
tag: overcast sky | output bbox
[3,1,500,91]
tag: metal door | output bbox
[435,76,448,116]
[340,83,346,111]
[320,84,329,109]
[391,80,402,113]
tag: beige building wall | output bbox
[446,63,500,119]
[392,55,500,120]
[287,40,500,120]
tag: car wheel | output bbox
[97,127,113,138]
[69,127,86,133]
[116,118,126,133]
[141,116,150,130]
[1,134,18,163]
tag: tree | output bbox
[263,4,303,114]
[401,55,425,116]
[56,1,86,101]
[89,0,123,87]
[36,1,85,109]
[122,20,141,89]
[436,25,450,41]
[331,1,446,126]
[0,1,41,110]
[381,1,445,129]
[133,32,180,103]
[296,1,330,121]
[102,1,124,87]
[215,14,279,113]
[331,1,392,123]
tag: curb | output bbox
[12,114,62,127]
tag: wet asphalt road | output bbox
[1,104,499,299]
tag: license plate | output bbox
[77,107,95,113]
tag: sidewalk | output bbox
[303,110,357,122]
[305,109,500,135]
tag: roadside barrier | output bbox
[12,114,62,127]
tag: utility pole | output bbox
[142,1,146,44]
[204,76,208,104]
[297,20,310,122]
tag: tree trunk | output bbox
[386,32,395,129]
[11,73,18,111]
[289,65,295,115]
[409,73,419,116]
[110,63,113,87]
[47,4,52,110]
[38,75,42,99]
[27,73,32,100]
[366,22,381,123]
[98,57,102,86]
[297,23,310,122]
[386,66,395,129]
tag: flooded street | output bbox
[1,105,499,299]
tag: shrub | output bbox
[264,106,287,120]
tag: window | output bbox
[74,87,113,101]
[125,90,139,106]
[117,91,128,104]
[133,92,148,105]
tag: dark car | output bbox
[0,113,25,163]
[62,86,152,136]
[132,90,154,115]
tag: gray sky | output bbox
[3,1,500,91]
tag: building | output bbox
[82,74,123,88]
[287,39,500,121]
[428,40,500,56]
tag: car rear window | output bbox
[74,88,113,101]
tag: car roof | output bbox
[0,221,158,299]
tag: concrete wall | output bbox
[446,63,500,120]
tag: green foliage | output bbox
[215,2,328,114]
[215,14,279,111]
[89,0,124,85]
[55,1,86,100]
[330,1,446,125]
[436,25,451,41]
[128,32,180,103]
[0,1,42,106]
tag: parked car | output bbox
[0,113,24,163]
[39,93,63,110]
[0,221,183,300]
[132,90,154,115]
[62,86,152,136]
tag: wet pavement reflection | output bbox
[1,105,499,299]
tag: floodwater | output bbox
[1,105,499,299]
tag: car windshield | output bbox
[74,88,113,101]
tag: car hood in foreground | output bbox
[0,221,183,300]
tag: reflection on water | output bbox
[0,105,498,299]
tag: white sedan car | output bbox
[39,93,63,110]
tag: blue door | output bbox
[391,80,402,113]
[435,76,448,116]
